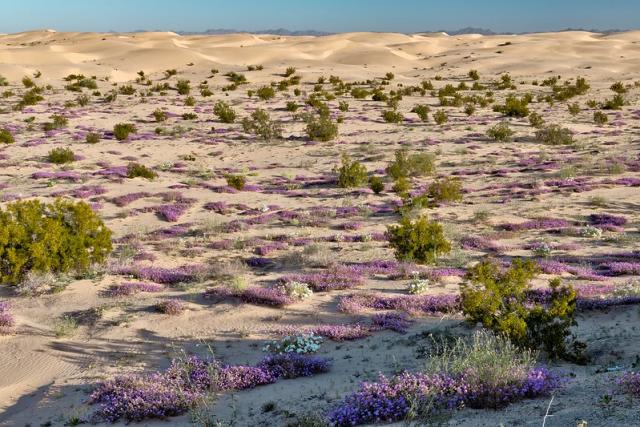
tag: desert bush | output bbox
[461,259,586,362]
[118,85,136,95]
[153,109,168,122]
[213,100,237,123]
[127,163,157,180]
[464,104,476,116]
[337,155,368,188]
[225,174,246,190]
[184,96,196,106]
[568,103,581,116]
[428,177,463,203]
[411,104,430,122]
[43,114,68,131]
[382,110,403,124]
[350,87,369,99]
[113,123,137,141]
[338,101,349,112]
[387,215,451,264]
[17,88,44,109]
[386,149,436,179]
[468,69,480,80]
[535,125,574,146]
[85,132,100,144]
[47,147,75,164]
[610,81,627,94]
[0,128,14,144]
[369,176,384,194]
[303,112,338,142]
[0,199,112,285]
[486,121,514,142]
[256,86,276,101]
[284,66,296,77]
[528,111,544,128]
[286,101,299,112]
[176,80,190,95]
[593,111,608,125]
[76,94,90,106]
[241,109,283,141]
[433,110,448,125]
[182,112,197,120]
[263,333,322,354]
[392,177,411,198]
[493,95,529,117]
[602,94,625,110]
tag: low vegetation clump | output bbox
[593,111,608,125]
[461,259,586,362]
[85,132,100,144]
[493,95,530,117]
[337,155,368,188]
[303,111,338,141]
[486,121,514,142]
[0,128,14,144]
[43,114,68,131]
[256,86,276,100]
[427,177,463,203]
[411,104,430,122]
[386,149,436,179]
[0,199,112,285]
[387,215,451,264]
[382,109,403,124]
[47,147,75,164]
[328,331,561,426]
[534,124,574,145]
[241,109,282,141]
[213,100,237,123]
[113,123,137,141]
[225,174,246,190]
[127,163,157,180]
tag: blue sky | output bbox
[0,0,638,34]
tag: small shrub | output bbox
[85,132,100,144]
[382,110,403,124]
[213,100,236,123]
[338,101,349,112]
[593,111,608,125]
[610,81,627,94]
[0,199,112,285]
[127,163,157,180]
[43,114,68,131]
[182,112,197,120]
[493,95,529,117]
[468,69,480,80]
[428,177,463,203]
[153,109,168,122]
[256,86,276,101]
[176,80,191,95]
[264,333,323,354]
[225,174,246,190]
[337,155,368,188]
[392,177,411,198]
[535,125,574,146]
[286,101,299,112]
[528,111,544,128]
[386,149,436,179]
[464,104,476,116]
[387,215,451,264]
[568,103,581,116]
[433,110,448,125]
[113,123,137,141]
[461,259,586,362]
[407,279,429,295]
[602,94,625,110]
[284,67,296,77]
[0,128,14,144]
[486,121,514,142]
[411,104,430,122]
[48,147,75,164]
[304,113,338,142]
[156,299,185,315]
[369,176,384,194]
[241,109,282,141]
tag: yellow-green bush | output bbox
[0,199,112,285]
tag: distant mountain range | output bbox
[167,27,630,37]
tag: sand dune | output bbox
[1,30,639,81]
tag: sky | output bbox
[0,0,638,34]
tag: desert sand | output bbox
[0,29,639,426]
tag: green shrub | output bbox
[461,259,586,362]
[392,177,411,198]
[284,67,296,77]
[338,101,349,112]
[387,215,451,264]
[225,174,246,190]
[241,109,282,141]
[337,155,368,188]
[113,123,137,141]
[493,95,529,117]
[153,109,168,122]
[18,88,44,109]
[118,85,136,95]
[76,94,90,107]
[386,149,436,180]
[0,128,14,144]
[43,114,68,131]
[593,111,608,125]
[303,113,338,142]
[486,121,514,142]
[85,132,100,144]
[350,87,369,99]
[610,81,627,94]
[411,104,430,122]
[468,69,480,81]
[47,147,75,164]
[428,176,463,203]
[182,112,197,120]
[127,163,157,180]
[382,110,403,124]
[369,176,384,194]
[535,125,574,146]
[567,103,580,116]
[0,199,112,285]
[464,104,476,116]
[433,110,448,125]
[176,80,191,95]
[213,100,237,123]
[286,101,299,112]
[528,111,544,128]
[256,86,275,101]
[601,94,625,110]
[184,96,196,106]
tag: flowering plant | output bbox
[263,333,323,354]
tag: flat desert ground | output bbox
[0,30,640,426]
